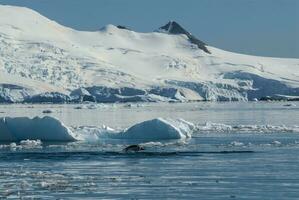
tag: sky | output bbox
[0,0,298,58]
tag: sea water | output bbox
[0,102,299,199]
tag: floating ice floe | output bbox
[196,122,299,133]
[0,139,43,150]
[20,139,42,147]
[73,103,111,110]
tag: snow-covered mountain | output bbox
[1,5,299,103]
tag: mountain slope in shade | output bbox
[0,5,299,103]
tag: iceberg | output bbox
[0,116,76,142]
[1,115,299,144]
[0,116,194,143]
[120,118,194,140]
[74,118,195,142]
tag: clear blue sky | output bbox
[0,0,298,58]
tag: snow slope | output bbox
[0,5,299,103]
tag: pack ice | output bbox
[0,5,299,103]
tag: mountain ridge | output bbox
[158,21,210,54]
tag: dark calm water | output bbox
[0,102,299,199]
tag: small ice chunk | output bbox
[230,141,244,146]
[9,142,17,149]
[200,122,232,132]
[271,140,282,145]
[20,139,42,148]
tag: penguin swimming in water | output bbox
[123,144,145,153]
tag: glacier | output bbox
[0,5,299,103]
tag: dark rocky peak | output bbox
[116,25,131,30]
[159,21,190,35]
[158,21,210,54]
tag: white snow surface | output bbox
[0,5,299,102]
